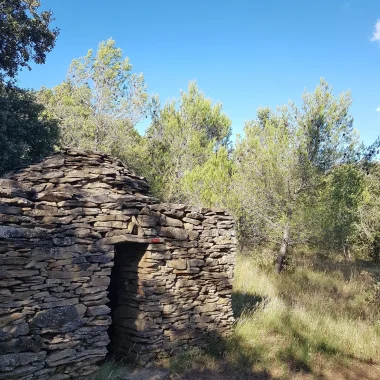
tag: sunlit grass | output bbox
[170,252,380,378]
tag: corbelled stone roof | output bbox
[2,147,152,198]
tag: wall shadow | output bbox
[168,329,281,380]
[232,292,268,318]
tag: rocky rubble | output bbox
[0,148,236,379]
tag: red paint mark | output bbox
[150,238,161,244]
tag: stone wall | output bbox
[0,149,236,379]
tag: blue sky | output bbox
[17,0,380,145]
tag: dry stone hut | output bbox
[0,148,236,379]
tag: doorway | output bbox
[107,242,148,359]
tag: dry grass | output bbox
[170,252,380,379]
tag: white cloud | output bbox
[371,20,380,43]
[376,106,380,112]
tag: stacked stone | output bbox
[0,149,156,379]
[108,205,236,363]
[151,204,236,357]
[0,148,236,379]
[106,204,236,363]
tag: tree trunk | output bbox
[343,241,352,261]
[275,221,290,274]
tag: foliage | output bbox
[0,0,59,81]
[298,79,359,172]
[233,106,301,246]
[0,82,59,175]
[353,163,380,260]
[144,81,232,202]
[232,79,362,269]
[38,39,148,171]
[313,165,364,256]
[182,146,233,208]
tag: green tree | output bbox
[0,83,59,175]
[0,1,59,175]
[298,79,359,172]
[182,146,233,208]
[144,81,232,202]
[233,79,360,272]
[0,0,59,81]
[353,163,380,260]
[233,106,302,271]
[309,165,364,259]
[38,39,148,169]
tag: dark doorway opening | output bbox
[107,242,148,360]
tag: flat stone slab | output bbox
[98,235,163,245]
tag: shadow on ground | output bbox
[169,333,279,380]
